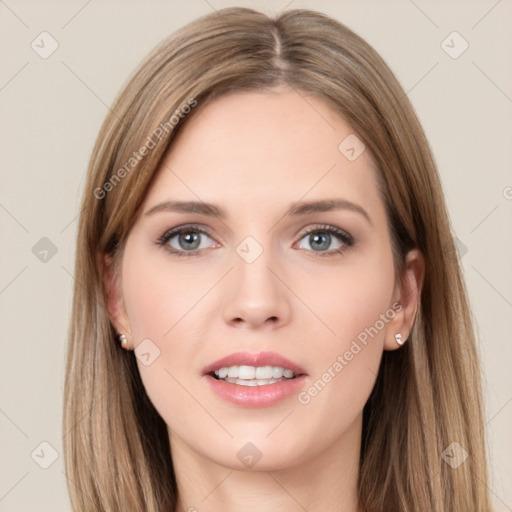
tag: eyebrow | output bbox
[144,198,372,225]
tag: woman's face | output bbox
[107,88,420,471]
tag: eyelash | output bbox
[154,223,355,258]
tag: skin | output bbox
[105,87,424,512]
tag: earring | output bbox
[118,333,129,350]
[395,333,405,346]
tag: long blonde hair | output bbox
[63,7,492,511]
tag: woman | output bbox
[63,7,492,512]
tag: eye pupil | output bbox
[310,232,330,251]
[180,231,200,250]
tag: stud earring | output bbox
[395,333,405,346]
[118,333,129,350]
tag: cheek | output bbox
[123,274,175,341]
[316,244,396,350]
[299,243,395,408]
[120,239,209,399]
[121,240,194,341]
[120,248,200,429]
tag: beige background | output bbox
[0,1,511,510]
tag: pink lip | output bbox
[201,350,309,408]
[203,374,309,408]
[201,350,308,376]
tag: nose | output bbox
[222,248,292,330]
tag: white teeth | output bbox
[255,366,273,379]
[236,378,258,386]
[224,377,286,386]
[213,365,296,380]
[227,366,239,378]
[272,366,284,378]
[238,365,256,379]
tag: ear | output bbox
[384,248,425,351]
[103,254,132,345]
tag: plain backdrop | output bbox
[0,1,511,511]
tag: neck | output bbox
[170,414,363,512]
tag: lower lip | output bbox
[203,374,309,408]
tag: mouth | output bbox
[208,364,301,387]
[202,351,309,407]
[202,350,308,387]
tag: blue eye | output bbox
[155,223,354,258]
[296,224,354,256]
[156,224,217,257]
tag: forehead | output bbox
[143,89,383,219]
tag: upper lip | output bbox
[202,351,308,376]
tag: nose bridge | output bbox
[222,234,291,328]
